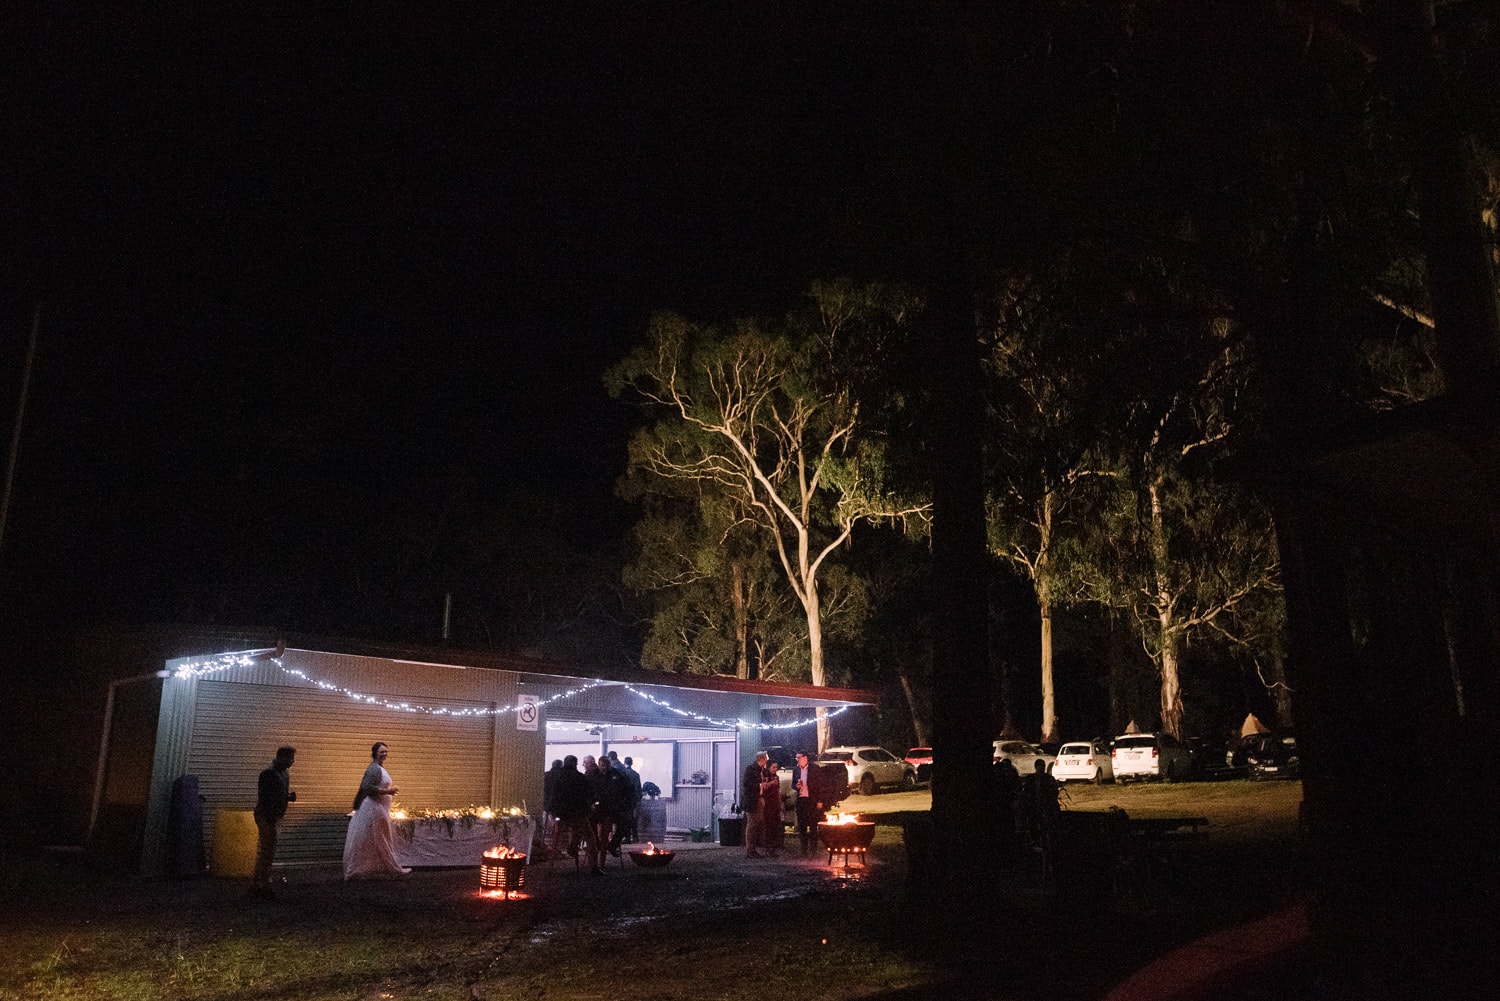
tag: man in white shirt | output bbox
[792,751,824,856]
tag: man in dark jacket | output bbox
[596,755,634,865]
[742,751,772,858]
[252,746,296,898]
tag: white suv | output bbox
[1111,732,1192,783]
[817,746,916,796]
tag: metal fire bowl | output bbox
[817,822,876,851]
[629,850,675,869]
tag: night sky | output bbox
[5,6,881,632]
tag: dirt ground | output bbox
[0,780,1305,1001]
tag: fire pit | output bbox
[479,846,527,896]
[628,842,676,869]
[817,813,875,867]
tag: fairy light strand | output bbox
[170,654,856,729]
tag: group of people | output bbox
[249,741,846,895]
[543,751,643,875]
[994,756,1062,861]
[250,740,414,898]
[741,750,834,858]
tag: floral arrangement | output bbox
[389,805,526,842]
[689,770,709,785]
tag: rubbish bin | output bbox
[211,809,258,878]
[717,815,745,847]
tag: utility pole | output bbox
[0,305,40,562]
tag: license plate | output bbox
[1263,766,1278,772]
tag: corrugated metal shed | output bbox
[139,641,871,874]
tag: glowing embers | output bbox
[478,846,528,897]
[629,841,675,868]
[817,815,874,869]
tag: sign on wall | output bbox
[516,694,540,731]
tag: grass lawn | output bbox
[0,779,1303,1001]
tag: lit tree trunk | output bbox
[1148,474,1185,736]
[1037,490,1058,743]
[732,559,750,680]
[803,573,831,750]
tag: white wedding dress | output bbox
[342,765,411,880]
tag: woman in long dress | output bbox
[343,741,411,879]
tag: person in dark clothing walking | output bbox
[252,746,296,898]
[543,759,564,849]
[596,755,635,865]
[551,755,591,859]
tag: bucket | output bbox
[210,809,258,878]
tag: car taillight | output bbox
[1110,748,1117,758]
[1152,747,1158,758]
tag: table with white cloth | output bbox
[392,815,535,867]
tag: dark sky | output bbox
[4,6,882,631]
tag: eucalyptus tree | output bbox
[981,272,1128,744]
[608,282,926,748]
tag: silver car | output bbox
[818,746,917,796]
[991,740,1057,775]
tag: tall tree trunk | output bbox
[926,247,1000,925]
[1270,645,1295,729]
[1158,630,1184,737]
[1148,474,1185,736]
[804,575,830,750]
[1037,490,1057,743]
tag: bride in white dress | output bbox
[343,741,411,879]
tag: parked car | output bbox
[1239,731,1301,780]
[1052,740,1113,784]
[904,747,933,783]
[818,746,917,796]
[1184,736,1234,779]
[1110,732,1193,783]
[992,740,1057,775]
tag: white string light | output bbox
[171,652,856,729]
[171,652,262,678]
[275,663,607,716]
[617,683,851,730]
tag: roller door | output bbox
[189,680,495,864]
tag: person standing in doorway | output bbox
[620,756,642,844]
[252,746,296,899]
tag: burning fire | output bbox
[482,845,525,860]
[639,842,670,856]
[824,812,861,825]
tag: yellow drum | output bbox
[210,809,258,878]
